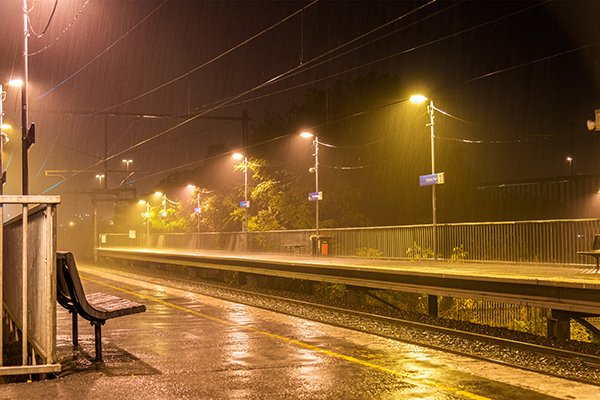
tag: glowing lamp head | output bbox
[410,94,428,104]
[300,132,313,138]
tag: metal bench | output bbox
[578,234,600,271]
[284,244,305,255]
[56,251,146,361]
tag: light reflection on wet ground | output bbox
[1,264,598,399]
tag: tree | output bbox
[230,157,314,231]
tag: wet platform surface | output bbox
[98,247,600,285]
[2,261,599,399]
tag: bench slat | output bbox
[86,292,146,316]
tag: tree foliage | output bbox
[113,71,486,233]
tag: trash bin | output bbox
[310,235,330,256]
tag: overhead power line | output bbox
[28,0,91,55]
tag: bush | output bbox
[450,245,469,262]
[355,247,383,258]
[318,282,346,301]
[406,241,433,259]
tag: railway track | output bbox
[84,262,600,386]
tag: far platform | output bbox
[96,247,600,315]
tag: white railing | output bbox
[98,218,600,265]
[1,195,61,376]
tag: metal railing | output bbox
[98,218,600,266]
[1,195,61,376]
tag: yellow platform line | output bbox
[82,276,493,400]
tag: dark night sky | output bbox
[1,0,600,225]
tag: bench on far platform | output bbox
[578,234,600,271]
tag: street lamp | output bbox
[155,191,179,238]
[232,153,248,252]
[122,159,134,186]
[95,174,105,188]
[410,94,440,261]
[138,192,164,247]
[301,131,324,245]
[567,157,573,176]
[139,200,151,247]
[188,184,203,250]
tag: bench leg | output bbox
[92,321,103,362]
[71,311,78,346]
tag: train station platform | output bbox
[96,247,600,316]
[2,259,598,400]
[97,247,600,282]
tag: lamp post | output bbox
[95,174,105,188]
[139,200,151,247]
[20,0,30,195]
[157,191,167,236]
[300,132,320,239]
[232,153,248,252]
[139,192,164,247]
[410,95,439,261]
[0,80,23,195]
[0,84,10,195]
[567,157,573,176]
[188,184,202,250]
[155,191,179,240]
[122,159,134,186]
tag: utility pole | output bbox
[104,116,108,188]
[21,0,30,195]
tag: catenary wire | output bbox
[40,0,572,192]
[75,0,320,118]
[28,0,91,56]
[38,0,440,189]
[27,0,58,37]
[33,0,164,97]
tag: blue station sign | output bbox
[309,191,323,201]
[420,172,445,186]
[240,201,250,208]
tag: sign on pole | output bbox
[309,191,323,201]
[420,172,445,186]
[240,201,250,208]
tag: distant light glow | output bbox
[300,132,313,138]
[232,153,244,160]
[1,124,11,130]
[155,191,163,197]
[410,94,428,103]
[8,79,23,87]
